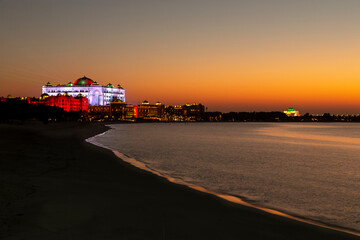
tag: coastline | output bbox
[1,121,359,239]
[87,125,360,237]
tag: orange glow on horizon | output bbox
[2,1,360,114]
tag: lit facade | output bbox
[110,102,138,119]
[86,100,206,121]
[163,103,205,121]
[88,102,138,120]
[45,95,88,112]
[283,108,300,117]
[42,76,125,105]
[137,100,164,119]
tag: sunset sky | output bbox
[1,0,360,114]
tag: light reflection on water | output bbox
[258,125,360,147]
[92,122,360,231]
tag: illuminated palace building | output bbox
[283,108,300,117]
[42,76,125,105]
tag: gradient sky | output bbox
[1,0,360,114]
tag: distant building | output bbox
[22,97,45,106]
[45,94,88,112]
[137,100,164,119]
[88,105,111,118]
[87,100,206,122]
[283,108,300,117]
[110,101,138,120]
[183,103,205,121]
[164,103,205,121]
[1,96,46,106]
[42,76,125,105]
[88,102,138,120]
[163,105,185,121]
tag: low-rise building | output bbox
[137,100,164,120]
[88,105,111,118]
[283,108,300,117]
[45,94,88,112]
[183,103,205,121]
[110,101,138,120]
[164,103,205,121]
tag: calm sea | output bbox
[89,122,360,231]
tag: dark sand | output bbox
[0,121,359,240]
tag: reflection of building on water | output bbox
[283,108,300,117]
[42,76,125,105]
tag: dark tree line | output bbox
[0,99,84,123]
[204,111,360,122]
[204,111,288,122]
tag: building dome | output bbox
[74,76,94,86]
[40,93,49,100]
[113,99,125,103]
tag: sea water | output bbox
[90,122,360,231]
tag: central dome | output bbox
[74,76,94,86]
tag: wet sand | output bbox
[0,121,359,240]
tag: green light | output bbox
[288,108,295,111]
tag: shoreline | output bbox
[1,121,359,239]
[87,124,360,237]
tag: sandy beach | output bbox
[0,121,359,240]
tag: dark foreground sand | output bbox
[0,121,359,240]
